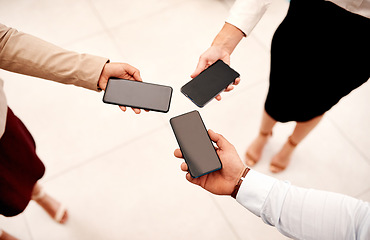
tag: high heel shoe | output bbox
[31,187,68,224]
[270,136,298,173]
[245,130,272,166]
[0,229,18,240]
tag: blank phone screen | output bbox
[170,110,222,178]
[181,60,240,107]
[103,78,173,113]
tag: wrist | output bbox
[231,167,250,199]
[97,62,109,91]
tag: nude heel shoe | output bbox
[270,136,298,173]
[245,130,272,166]
[31,187,68,224]
[0,229,18,240]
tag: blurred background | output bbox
[0,0,369,239]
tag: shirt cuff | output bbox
[225,0,271,36]
[72,54,109,92]
[236,169,277,217]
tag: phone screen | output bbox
[181,60,240,107]
[103,78,173,113]
[170,110,222,178]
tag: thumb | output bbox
[208,129,230,150]
[191,57,208,78]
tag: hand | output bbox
[174,129,246,196]
[98,62,146,114]
[191,46,240,101]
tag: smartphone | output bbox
[181,60,240,108]
[170,110,222,178]
[103,78,173,113]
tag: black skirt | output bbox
[265,0,370,122]
[0,107,45,217]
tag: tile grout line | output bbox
[22,215,34,240]
[42,123,167,182]
[326,116,370,167]
[86,0,127,58]
[218,0,234,9]
[209,195,243,240]
[354,186,370,199]
[326,116,370,200]
[85,0,190,59]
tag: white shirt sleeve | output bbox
[225,0,273,36]
[236,169,370,240]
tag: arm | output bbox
[237,171,370,240]
[192,0,271,100]
[0,23,143,113]
[174,130,370,240]
[0,23,108,91]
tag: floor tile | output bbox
[0,32,167,179]
[0,0,104,46]
[198,82,370,239]
[1,0,369,239]
[210,196,291,240]
[249,0,290,49]
[89,0,186,30]
[0,214,31,240]
[199,82,370,196]
[326,81,370,162]
[24,127,239,240]
[357,188,370,202]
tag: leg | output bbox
[245,110,277,166]
[270,114,324,173]
[0,230,18,240]
[31,182,68,224]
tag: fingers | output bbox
[125,64,142,82]
[224,85,234,92]
[119,106,143,114]
[208,129,229,149]
[214,76,240,99]
[186,172,194,182]
[174,151,199,185]
[223,77,240,92]
[234,77,241,85]
[191,57,208,78]
[181,162,188,171]
[174,148,183,158]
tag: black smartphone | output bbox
[103,78,173,113]
[170,110,222,178]
[181,60,240,108]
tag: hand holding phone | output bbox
[170,110,222,178]
[103,78,173,113]
[174,129,245,195]
[98,62,143,113]
[182,60,240,107]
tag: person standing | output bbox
[0,23,143,239]
[191,0,370,172]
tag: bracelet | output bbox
[231,167,250,199]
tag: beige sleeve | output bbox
[0,23,109,91]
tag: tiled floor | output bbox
[1,0,369,239]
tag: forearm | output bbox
[211,23,245,55]
[0,23,108,91]
[236,170,370,239]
